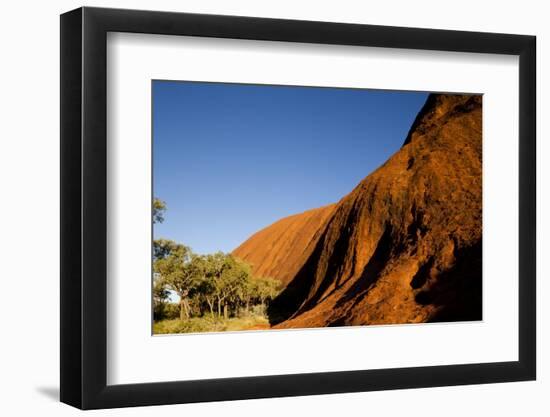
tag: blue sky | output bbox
[153,81,428,254]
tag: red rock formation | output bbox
[234,94,482,327]
[233,204,336,286]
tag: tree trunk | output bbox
[223,303,228,319]
[180,298,189,321]
[207,299,214,317]
[179,298,187,321]
[217,298,222,317]
[183,298,190,318]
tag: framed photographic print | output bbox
[60,7,536,409]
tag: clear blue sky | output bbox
[153,81,428,254]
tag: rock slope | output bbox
[233,204,336,286]
[234,93,482,327]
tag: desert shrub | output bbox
[153,301,180,321]
[153,317,228,334]
[153,314,270,334]
[163,303,180,320]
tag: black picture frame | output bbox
[60,6,536,410]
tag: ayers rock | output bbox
[233,93,482,328]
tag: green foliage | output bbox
[153,300,180,321]
[153,198,167,224]
[154,243,199,297]
[153,240,203,320]
[152,197,281,332]
[153,246,282,329]
[152,274,171,320]
[153,238,180,261]
[255,277,282,304]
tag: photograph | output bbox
[1,0,542,413]
[152,81,483,334]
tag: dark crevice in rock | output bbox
[416,240,482,322]
[410,257,434,289]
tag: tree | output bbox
[153,238,180,261]
[153,272,171,320]
[238,278,257,315]
[202,253,251,318]
[152,236,282,326]
[255,277,281,309]
[153,198,167,224]
[218,257,251,319]
[152,199,170,318]
[202,252,230,317]
[152,239,178,319]
[195,267,217,317]
[154,241,202,320]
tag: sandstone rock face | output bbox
[234,94,482,328]
[233,204,336,287]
